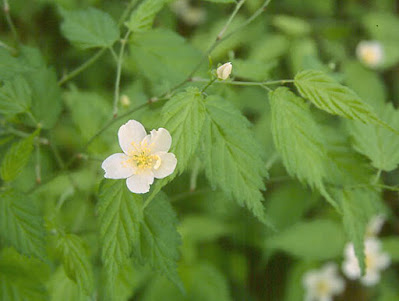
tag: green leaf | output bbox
[269,87,327,190]
[268,219,346,260]
[0,75,32,116]
[47,267,87,301]
[126,0,172,32]
[0,48,33,80]
[56,234,94,295]
[162,87,205,174]
[347,103,399,172]
[0,189,46,259]
[134,192,183,291]
[294,70,384,126]
[381,237,399,263]
[0,248,49,301]
[336,187,381,275]
[272,15,311,36]
[97,179,143,287]
[130,29,202,93]
[27,67,62,129]
[60,7,120,49]
[1,130,38,182]
[202,95,270,225]
[142,262,232,301]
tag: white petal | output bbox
[361,272,380,286]
[376,252,391,270]
[102,153,135,179]
[118,120,147,155]
[152,152,177,179]
[126,172,154,194]
[147,128,172,153]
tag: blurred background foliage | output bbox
[1,0,399,300]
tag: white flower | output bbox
[356,41,384,68]
[365,214,386,238]
[216,62,233,80]
[101,120,177,194]
[170,0,206,26]
[342,238,390,286]
[303,263,345,301]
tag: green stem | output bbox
[217,0,246,40]
[112,30,131,118]
[192,78,293,87]
[25,110,39,127]
[58,48,106,86]
[201,78,217,93]
[373,169,382,185]
[3,0,19,46]
[35,140,41,184]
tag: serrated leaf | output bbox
[268,219,346,260]
[202,95,270,225]
[134,192,183,291]
[347,102,399,172]
[295,70,385,126]
[126,0,171,32]
[56,234,94,295]
[1,130,38,181]
[336,187,381,275]
[0,189,46,259]
[60,7,119,49]
[0,248,48,301]
[270,87,328,190]
[0,75,32,116]
[162,87,205,174]
[0,48,33,80]
[97,179,143,288]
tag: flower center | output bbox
[366,253,375,271]
[316,280,330,296]
[133,151,157,169]
[363,48,378,65]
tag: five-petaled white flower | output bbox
[342,238,390,286]
[303,263,345,301]
[101,120,177,194]
[216,62,233,80]
[356,40,384,68]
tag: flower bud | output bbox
[216,62,232,80]
[120,94,130,107]
[356,41,384,68]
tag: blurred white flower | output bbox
[303,263,345,301]
[170,0,206,26]
[217,62,233,80]
[365,214,386,238]
[102,120,177,194]
[342,238,390,286]
[356,41,384,68]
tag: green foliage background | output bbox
[1,0,399,300]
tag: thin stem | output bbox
[0,39,15,52]
[221,0,272,43]
[201,78,217,93]
[25,110,39,127]
[58,48,106,86]
[35,141,41,184]
[112,30,131,118]
[217,0,246,40]
[117,0,140,26]
[191,77,294,87]
[373,169,382,185]
[3,0,19,45]
[108,46,118,62]
[85,101,148,149]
